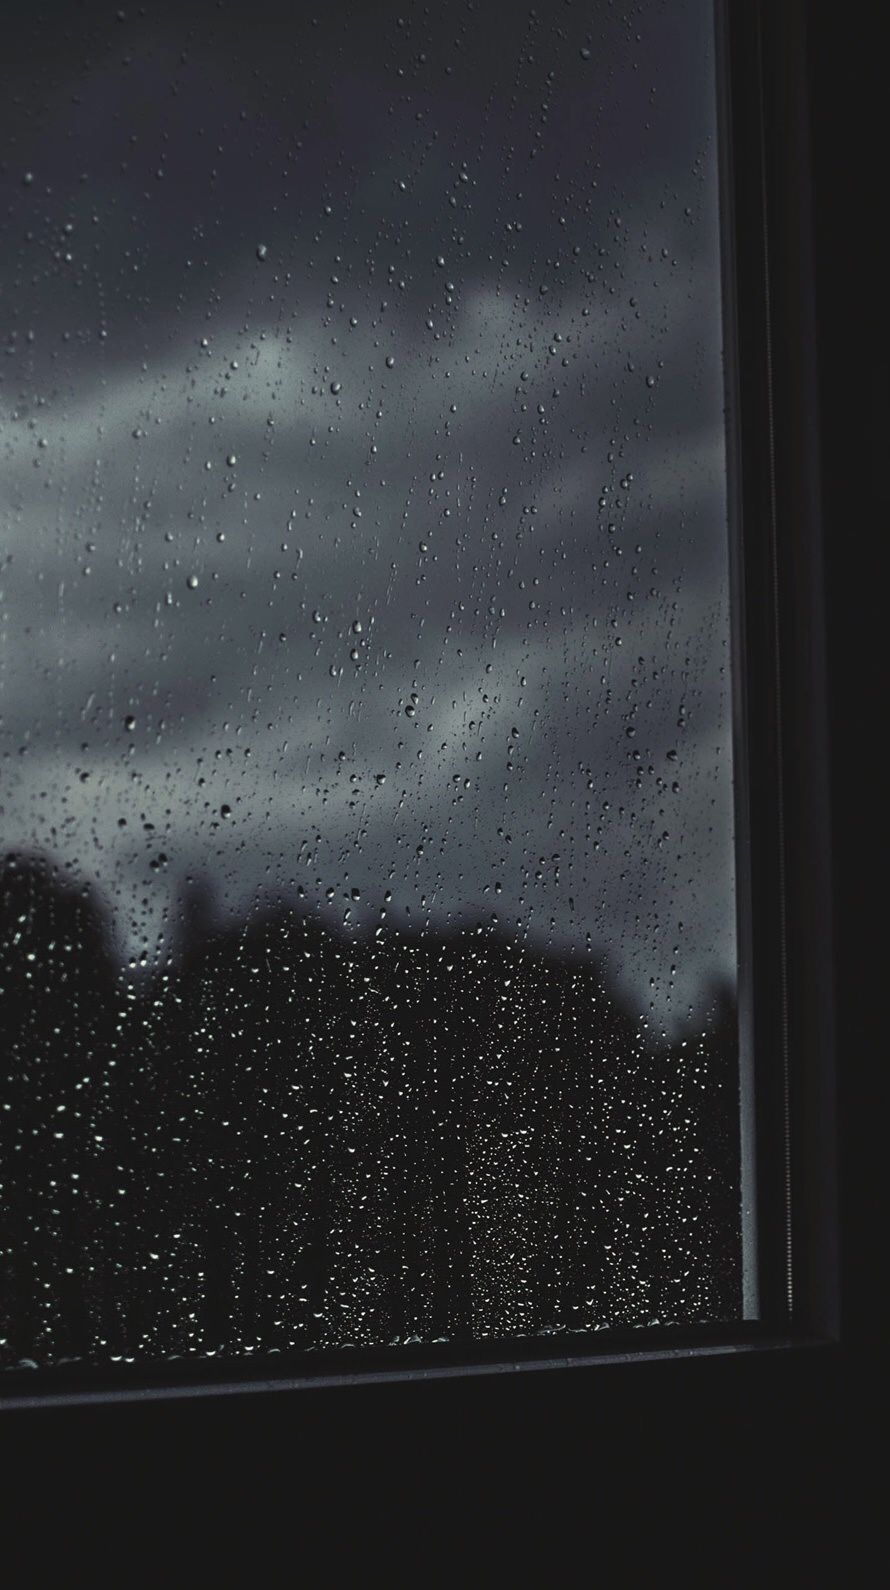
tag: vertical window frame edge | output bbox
[717,0,840,1346]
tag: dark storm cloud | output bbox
[1,0,733,1032]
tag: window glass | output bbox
[1,0,741,1369]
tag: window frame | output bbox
[0,0,842,1415]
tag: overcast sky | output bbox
[0,0,734,1035]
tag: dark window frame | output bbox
[0,0,842,1415]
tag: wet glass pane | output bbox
[1,0,742,1372]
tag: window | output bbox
[0,0,838,1404]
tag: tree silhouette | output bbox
[1,853,740,1370]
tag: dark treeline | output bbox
[0,854,740,1369]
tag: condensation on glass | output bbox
[0,0,745,1371]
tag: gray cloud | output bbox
[1,0,733,1034]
